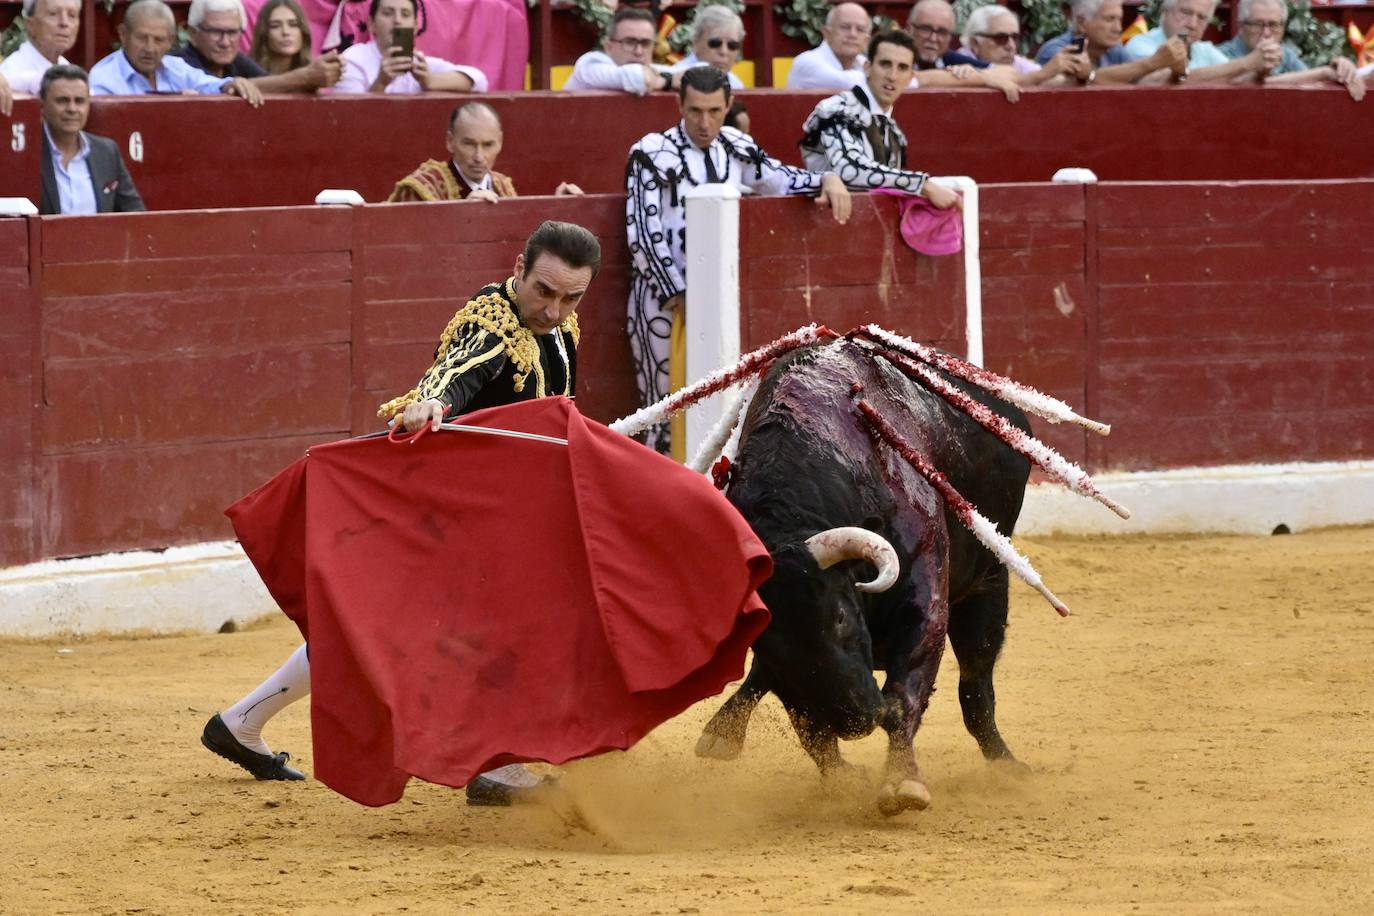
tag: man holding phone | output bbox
[1034,0,1189,84]
[334,0,488,94]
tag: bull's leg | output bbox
[782,702,851,774]
[947,566,1025,768]
[876,553,951,816]
[695,660,768,760]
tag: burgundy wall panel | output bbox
[0,219,35,566]
[4,86,1373,212]
[3,179,1373,565]
[1089,180,1374,471]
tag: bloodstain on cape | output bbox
[226,397,772,807]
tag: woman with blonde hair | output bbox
[251,0,314,74]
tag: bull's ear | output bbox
[773,542,822,578]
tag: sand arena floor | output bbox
[3,527,1373,914]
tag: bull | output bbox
[695,338,1034,816]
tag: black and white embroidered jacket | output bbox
[625,123,828,305]
[799,84,928,194]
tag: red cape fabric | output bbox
[226,397,772,807]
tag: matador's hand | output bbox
[401,398,446,432]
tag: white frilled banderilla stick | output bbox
[856,339,1131,520]
[854,324,1113,436]
[854,397,1071,617]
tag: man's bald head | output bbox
[822,2,872,66]
[447,102,504,185]
[906,0,956,65]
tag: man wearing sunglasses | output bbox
[902,0,1022,101]
[1034,0,1188,85]
[668,4,745,90]
[564,6,673,94]
[961,5,1091,86]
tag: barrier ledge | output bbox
[6,458,1373,636]
[0,541,275,638]
[1019,460,1374,537]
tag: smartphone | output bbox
[393,26,415,62]
[1068,35,1086,53]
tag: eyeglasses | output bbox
[910,24,953,40]
[196,25,243,40]
[1241,18,1284,31]
[612,37,655,50]
[705,37,742,51]
[976,31,1020,44]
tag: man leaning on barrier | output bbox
[562,6,672,94]
[172,0,342,94]
[89,0,263,104]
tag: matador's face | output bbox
[513,253,593,336]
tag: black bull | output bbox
[697,339,1032,815]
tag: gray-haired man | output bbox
[171,0,341,93]
[0,0,80,95]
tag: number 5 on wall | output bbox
[11,123,24,153]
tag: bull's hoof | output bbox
[695,732,744,760]
[876,779,932,817]
[990,755,1033,778]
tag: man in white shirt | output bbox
[0,0,80,95]
[38,65,145,215]
[625,66,852,456]
[784,1,871,91]
[334,0,487,94]
[563,7,672,94]
[668,4,746,90]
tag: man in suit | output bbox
[39,64,146,215]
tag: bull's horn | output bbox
[805,527,900,594]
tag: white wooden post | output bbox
[934,175,983,367]
[683,183,742,460]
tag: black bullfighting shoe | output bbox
[464,774,558,807]
[201,713,305,781]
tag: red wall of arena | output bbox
[2,87,1373,211]
[1,182,1371,568]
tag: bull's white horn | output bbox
[805,527,900,594]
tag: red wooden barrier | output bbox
[3,181,1373,569]
[0,218,34,565]
[3,86,1372,211]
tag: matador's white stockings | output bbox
[220,643,540,787]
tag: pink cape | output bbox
[242,0,529,91]
[226,397,772,806]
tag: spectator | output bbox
[784,1,871,91]
[625,66,851,455]
[334,0,488,94]
[669,5,746,90]
[1123,0,1279,82]
[0,74,10,117]
[725,97,749,133]
[0,0,79,96]
[250,0,313,74]
[904,0,1021,100]
[1216,0,1364,98]
[1035,0,1188,84]
[960,5,1090,86]
[174,0,341,92]
[38,65,146,215]
[800,29,959,209]
[388,102,583,202]
[562,7,672,93]
[89,0,262,102]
